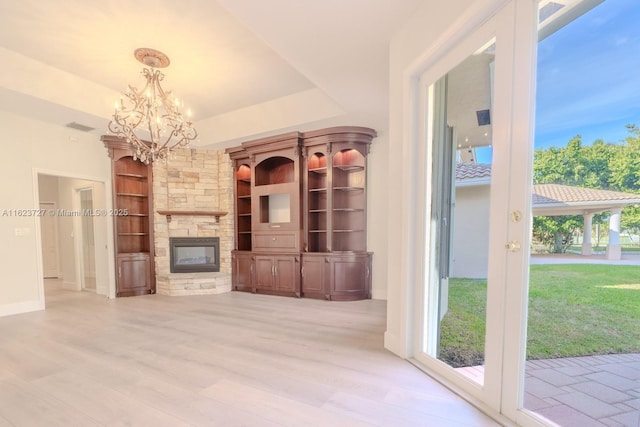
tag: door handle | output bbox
[505,241,521,252]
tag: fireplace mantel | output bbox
[157,210,228,223]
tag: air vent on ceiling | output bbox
[66,122,95,132]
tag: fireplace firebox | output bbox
[170,237,220,273]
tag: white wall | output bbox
[368,133,389,300]
[451,184,490,279]
[0,110,114,316]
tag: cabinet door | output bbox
[273,255,299,294]
[254,256,275,290]
[328,254,371,301]
[301,255,328,299]
[117,253,151,297]
[232,252,253,291]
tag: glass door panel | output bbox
[422,38,496,387]
[523,1,640,426]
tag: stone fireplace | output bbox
[153,148,234,296]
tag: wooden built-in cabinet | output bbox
[254,254,300,295]
[102,135,155,297]
[227,126,375,301]
[231,251,253,292]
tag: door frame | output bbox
[392,0,540,424]
[32,169,116,307]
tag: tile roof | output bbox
[532,184,640,204]
[455,163,640,215]
[455,163,492,180]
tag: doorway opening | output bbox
[37,173,110,302]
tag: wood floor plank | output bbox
[383,386,501,426]
[32,371,192,426]
[0,279,500,426]
[0,415,12,427]
[0,375,102,426]
[323,391,498,427]
[201,378,373,426]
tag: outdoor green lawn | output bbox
[438,264,640,367]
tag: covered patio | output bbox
[532,184,640,260]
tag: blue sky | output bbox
[535,0,640,149]
[476,0,639,163]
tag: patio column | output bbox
[581,213,593,256]
[606,209,622,260]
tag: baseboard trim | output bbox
[371,289,387,300]
[0,300,44,317]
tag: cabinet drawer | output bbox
[253,232,299,251]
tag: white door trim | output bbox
[32,168,116,308]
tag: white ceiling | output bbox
[0,0,423,148]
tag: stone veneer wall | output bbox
[153,148,234,295]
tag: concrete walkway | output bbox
[524,353,640,426]
[530,252,640,265]
[530,252,640,266]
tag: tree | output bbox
[532,216,581,253]
[609,125,640,233]
[533,128,640,252]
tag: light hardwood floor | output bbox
[0,279,501,426]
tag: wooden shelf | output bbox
[333,186,364,192]
[102,135,155,297]
[226,126,375,300]
[116,172,147,179]
[157,210,228,224]
[309,167,327,174]
[334,164,364,172]
[117,193,148,197]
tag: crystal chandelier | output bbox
[108,48,197,163]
